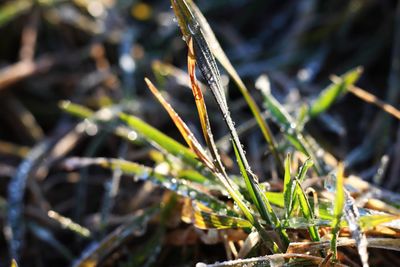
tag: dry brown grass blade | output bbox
[187,38,227,176]
[0,56,55,91]
[288,238,400,255]
[0,140,29,158]
[331,75,400,120]
[144,77,214,170]
[184,0,283,173]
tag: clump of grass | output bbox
[58,0,400,266]
[3,0,400,266]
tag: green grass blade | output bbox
[309,67,363,117]
[232,142,267,222]
[294,178,320,241]
[59,100,95,118]
[297,158,314,183]
[193,202,252,230]
[259,86,324,175]
[359,214,400,230]
[291,159,314,214]
[287,159,320,240]
[265,192,285,208]
[233,142,289,247]
[60,101,212,177]
[283,153,294,219]
[0,0,32,27]
[63,157,231,214]
[330,163,345,260]
[119,112,201,169]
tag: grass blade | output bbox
[145,77,214,170]
[232,142,289,247]
[63,157,228,213]
[187,39,227,177]
[172,0,283,172]
[193,202,252,230]
[343,191,369,267]
[119,112,201,169]
[327,163,369,266]
[283,153,294,220]
[257,78,324,175]
[309,67,363,117]
[73,207,158,267]
[196,253,342,267]
[331,76,400,120]
[60,101,210,174]
[7,140,52,262]
[330,163,345,261]
[359,214,400,230]
[292,160,320,241]
[0,0,32,27]
[172,0,288,249]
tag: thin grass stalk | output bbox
[172,0,283,173]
